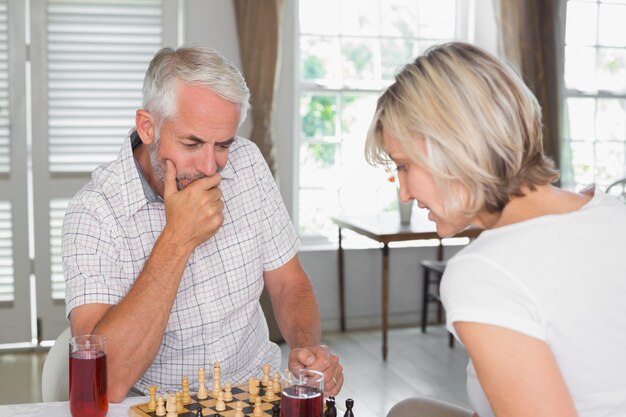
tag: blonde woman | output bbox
[366,42,626,417]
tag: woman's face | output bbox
[383,130,473,237]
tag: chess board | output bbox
[129,383,281,417]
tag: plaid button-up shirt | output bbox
[63,131,299,393]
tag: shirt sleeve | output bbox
[254,153,299,271]
[440,253,547,342]
[62,196,128,318]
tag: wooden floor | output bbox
[315,326,470,417]
[0,326,470,416]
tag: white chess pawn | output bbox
[224,382,233,402]
[176,391,184,412]
[253,397,263,417]
[264,385,275,401]
[215,391,226,411]
[272,372,281,394]
[234,401,245,417]
[155,395,166,417]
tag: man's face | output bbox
[149,83,240,190]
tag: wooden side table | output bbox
[332,213,481,360]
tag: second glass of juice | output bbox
[280,368,324,417]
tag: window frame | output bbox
[562,0,626,191]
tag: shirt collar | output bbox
[131,132,162,204]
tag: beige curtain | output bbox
[495,0,567,174]
[233,0,285,178]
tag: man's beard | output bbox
[149,132,207,191]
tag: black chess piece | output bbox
[343,398,354,417]
[272,402,280,417]
[196,405,203,417]
[325,396,337,417]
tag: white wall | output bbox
[184,0,253,138]
[184,1,497,332]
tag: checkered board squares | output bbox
[129,384,281,417]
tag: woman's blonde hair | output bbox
[365,42,559,216]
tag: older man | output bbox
[63,46,343,402]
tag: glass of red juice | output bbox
[280,368,324,417]
[69,334,108,417]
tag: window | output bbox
[563,0,626,190]
[28,0,169,341]
[296,0,465,240]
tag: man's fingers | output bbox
[325,372,344,397]
[189,173,222,191]
[291,347,316,368]
[163,160,177,199]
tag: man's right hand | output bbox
[162,159,224,250]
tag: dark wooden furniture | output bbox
[332,213,481,360]
[421,260,455,348]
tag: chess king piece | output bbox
[212,362,222,397]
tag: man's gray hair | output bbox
[142,46,250,127]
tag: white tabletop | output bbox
[0,396,148,417]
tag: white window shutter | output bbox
[43,0,163,303]
[0,201,14,302]
[47,0,163,173]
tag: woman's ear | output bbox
[135,109,155,145]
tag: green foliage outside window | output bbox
[342,43,372,76]
[302,55,325,79]
[306,143,336,167]
[301,95,336,138]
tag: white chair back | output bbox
[41,326,72,402]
